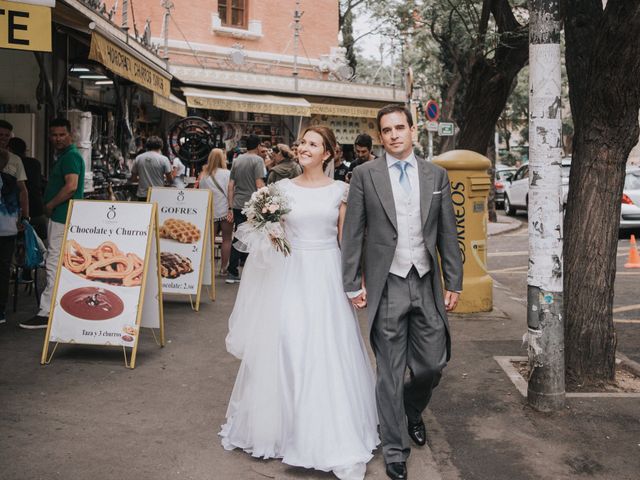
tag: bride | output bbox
[220,126,379,479]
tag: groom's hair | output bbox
[376,104,414,131]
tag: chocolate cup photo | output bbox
[60,287,125,321]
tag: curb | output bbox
[488,217,523,237]
[617,351,640,377]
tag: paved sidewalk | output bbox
[487,213,523,236]
[0,281,441,480]
[2,265,639,479]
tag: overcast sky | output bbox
[352,8,386,61]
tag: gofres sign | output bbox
[0,0,52,52]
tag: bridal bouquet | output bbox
[239,184,292,256]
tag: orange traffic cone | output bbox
[625,234,640,268]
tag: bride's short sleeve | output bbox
[340,181,350,203]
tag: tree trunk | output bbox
[439,74,462,153]
[564,0,640,386]
[456,0,528,154]
[457,57,526,152]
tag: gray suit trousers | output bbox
[371,267,448,463]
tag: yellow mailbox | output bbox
[433,150,493,313]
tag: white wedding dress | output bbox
[220,179,379,479]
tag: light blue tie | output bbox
[394,161,411,194]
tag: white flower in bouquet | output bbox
[240,184,292,256]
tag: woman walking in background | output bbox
[199,148,232,274]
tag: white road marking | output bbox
[488,251,528,257]
[490,266,528,274]
[613,304,640,313]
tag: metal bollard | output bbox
[433,150,493,313]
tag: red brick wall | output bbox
[104,0,339,60]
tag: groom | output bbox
[342,104,463,480]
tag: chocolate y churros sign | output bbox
[42,201,165,368]
[149,188,213,309]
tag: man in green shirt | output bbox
[20,118,85,329]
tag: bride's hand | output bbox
[350,290,367,309]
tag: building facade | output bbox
[104,0,401,151]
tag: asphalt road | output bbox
[489,214,640,364]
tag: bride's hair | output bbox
[300,126,337,171]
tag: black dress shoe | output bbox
[386,461,407,480]
[408,418,427,446]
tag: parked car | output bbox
[620,167,640,230]
[503,158,571,215]
[503,164,529,215]
[494,166,517,208]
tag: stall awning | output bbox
[310,103,378,119]
[153,93,187,118]
[182,87,311,117]
[89,32,171,97]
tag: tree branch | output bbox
[490,0,523,33]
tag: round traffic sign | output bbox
[424,100,440,121]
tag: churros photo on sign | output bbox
[63,240,144,287]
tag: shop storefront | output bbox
[0,0,186,198]
[181,87,309,151]
[0,0,55,164]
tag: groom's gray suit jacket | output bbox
[341,154,463,360]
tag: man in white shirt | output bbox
[171,157,187,189]
[0,120,29,325]
[341,105,463,480]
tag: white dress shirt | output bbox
[386,153,431,278]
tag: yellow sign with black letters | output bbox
[0,0,51,52]
[89,33,171,97]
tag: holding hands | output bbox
[349,287,367,310]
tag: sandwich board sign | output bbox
[148,188,215,310]
[41,200,165,369]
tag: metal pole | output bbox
[163,12,169,59]
[122,0,129,35]
[427,131,433,161]
[527,0,565,412]
[161,1,174,68]
[293,0,301,92]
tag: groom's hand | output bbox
[350,291,367,309]
[444,291,460,311]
